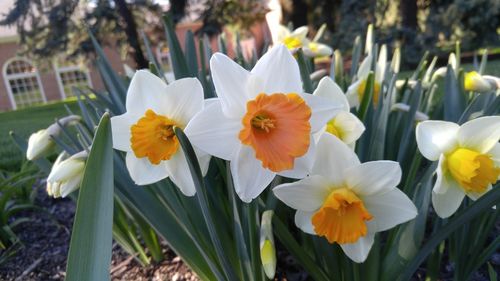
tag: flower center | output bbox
[239,93,311,172]
[251,114,276,133]
[447,148,500,194]
[130,109,180,165]
[311,188,373,244]
[357,79,381,106]
[283,36,303,50]
[325,117,343,140]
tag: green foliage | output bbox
[0,162,43,266]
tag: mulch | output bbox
[0,186,197,281]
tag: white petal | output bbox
[277,136,315,179]
[432,181,465,219]
[197,148,212,176]
[312,134,360,186]
[416,120,459,161]
[340,233,375,263]
[345,81,361,108]
[363,188,417,232]
[313,77,349,111]
[490,143,500,168]
[357,55,372,79]
[230,145,275,202]
[125,153,168,185]
[126,70,168,115]
[160,78,204,125]
[251,45,302,95]
[60,175,83,198]
[110,113,137,152]
[331,111,365,145]
[291,26,309,39]
[210,53,249,118]
[273,175,331,212]
[276,25,291,42]
[299,93,342,132]
[345,161,402,197]
[294,210,316,235]
[184,101,241,160]
[164,150,196,196]
[457,116,500,154]
[434,154,450,194]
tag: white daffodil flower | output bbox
[464,71,494,93]
[273,134,417,263]
[345,50,386,108]
[185,45,341,202]
[26,115,81,161]
[416,116,500,218]
[110,70,210,196]
[276,25,333,58]
[47,151,87,198]
[313,77,365,147]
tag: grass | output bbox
[0,100,81,171]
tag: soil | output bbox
[0,186,197,281]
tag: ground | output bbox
[0,185,197,281]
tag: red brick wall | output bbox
[0,41,126,111]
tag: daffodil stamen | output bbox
[446,148,500,194]
[130,109,180,165]
[251,114,276,133]
[312,188,373,244]
[239,93,311,172]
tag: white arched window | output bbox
[2,58,46,109]
[54,64,92,98]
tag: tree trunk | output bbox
[114,0,149,69]
[400,0,418,31]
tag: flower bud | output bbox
[47,151,87,198]
[260,210,276,279]
[464,71,494,93]
[26,115,81,161]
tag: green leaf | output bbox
[397,187,500,281]
[174,127,239,281]
[443,65,466,122]
[162,13,190,79]
[296,49,313,93]
[65,113,114,281]
[185,30,199,77]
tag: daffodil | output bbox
[346,50,386,108]
[416,116,500,218]
[185,45,341,202]
[464,71,494,93]
[313,77,365,147]
[26,115,80,161]
[47,151,87,198]
[273,134,417,262]
[276,25,333,58]
[110,70,209,196]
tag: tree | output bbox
[0,0,162,69]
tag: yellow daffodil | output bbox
[346,47,386,108]
[47,151,87,198]
[26,115,80,161]
[276,25,333,58]
[313,77,365,147]
[110,70,210,196]
[273,134,417,262]
[416,116,500,218]
[185,45,341,202]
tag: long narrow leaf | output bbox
[65,113,114,281]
